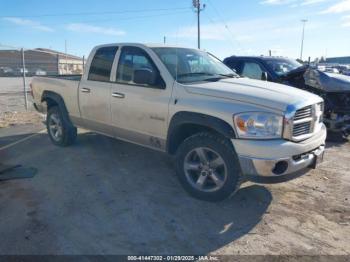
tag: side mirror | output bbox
[133,68,157,86]
[261,72,268,81]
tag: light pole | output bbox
[193,0,206,49]
[300,19,308,61]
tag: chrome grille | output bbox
[284,102,324,142]
[294,106,312,121]
[292,105,314,139]
[293,122,311,136]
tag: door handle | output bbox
[81,88,91,93]
[112,92,125,99]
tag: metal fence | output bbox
[0,44,84,112]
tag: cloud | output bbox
[170,15,326,59]
[172,17,321,43]
[301,0,328,5]
[171,23,256,43]
[341,15,350,26]
[260,0,296,5]
[261,0,328,5]
[321,0,350,14]
[3,17,53,32]
[172,24,227,40]
[66,23,125,36]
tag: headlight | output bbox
[233,112,283,139]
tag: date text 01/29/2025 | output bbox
[127,255,219,261]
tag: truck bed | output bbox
[44,74,82,81]
[31,75,81,118]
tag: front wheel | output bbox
[47,106,77,147]
[175,132,242,202]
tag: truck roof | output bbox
[94,43,193,49]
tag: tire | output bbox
[46,106,77,147]
[175,132,242,202]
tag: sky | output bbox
[0,0,349,60]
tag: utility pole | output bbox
[193,0,206,49]
[300,19,308,61]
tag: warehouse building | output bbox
[0,48,84,76]
[326,56,350,65]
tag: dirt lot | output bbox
[0,118,349,255]
[0,78,349,256]
[0,77,41,128]
[0,77,34,112]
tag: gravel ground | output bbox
[0,123,349,255]
[0,77,42,128]
[0,77,349,256]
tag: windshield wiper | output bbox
[217,73,238,78]
[177,72,238,83]
[177,72,216,78]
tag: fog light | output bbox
[272,161,288,175]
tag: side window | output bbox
[242,62,264,80]
[88,46,118,82]
[116,46,163,88]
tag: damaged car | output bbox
[223,56,350,138]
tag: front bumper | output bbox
[233,124,327,177]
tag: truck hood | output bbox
[184,77,322,112]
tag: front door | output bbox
[110,46,171,150]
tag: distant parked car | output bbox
[14,67,29,76]
[35,69,47,76]
[335,65,350,76]
[323,67,340,74]
[223,56,350,138]
[0,67,15,76]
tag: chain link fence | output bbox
[0,44,84,115]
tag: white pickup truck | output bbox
[31,43,326,201]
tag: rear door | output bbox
[110,46,172,150]
[79,46,118,135]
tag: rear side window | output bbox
[88,46,118,82]
[242,62,264,80]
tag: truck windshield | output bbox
[265,59,303,76]
[152,47,238,83]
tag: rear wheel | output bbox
[175,132,242,202]
[47,106,77,147]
